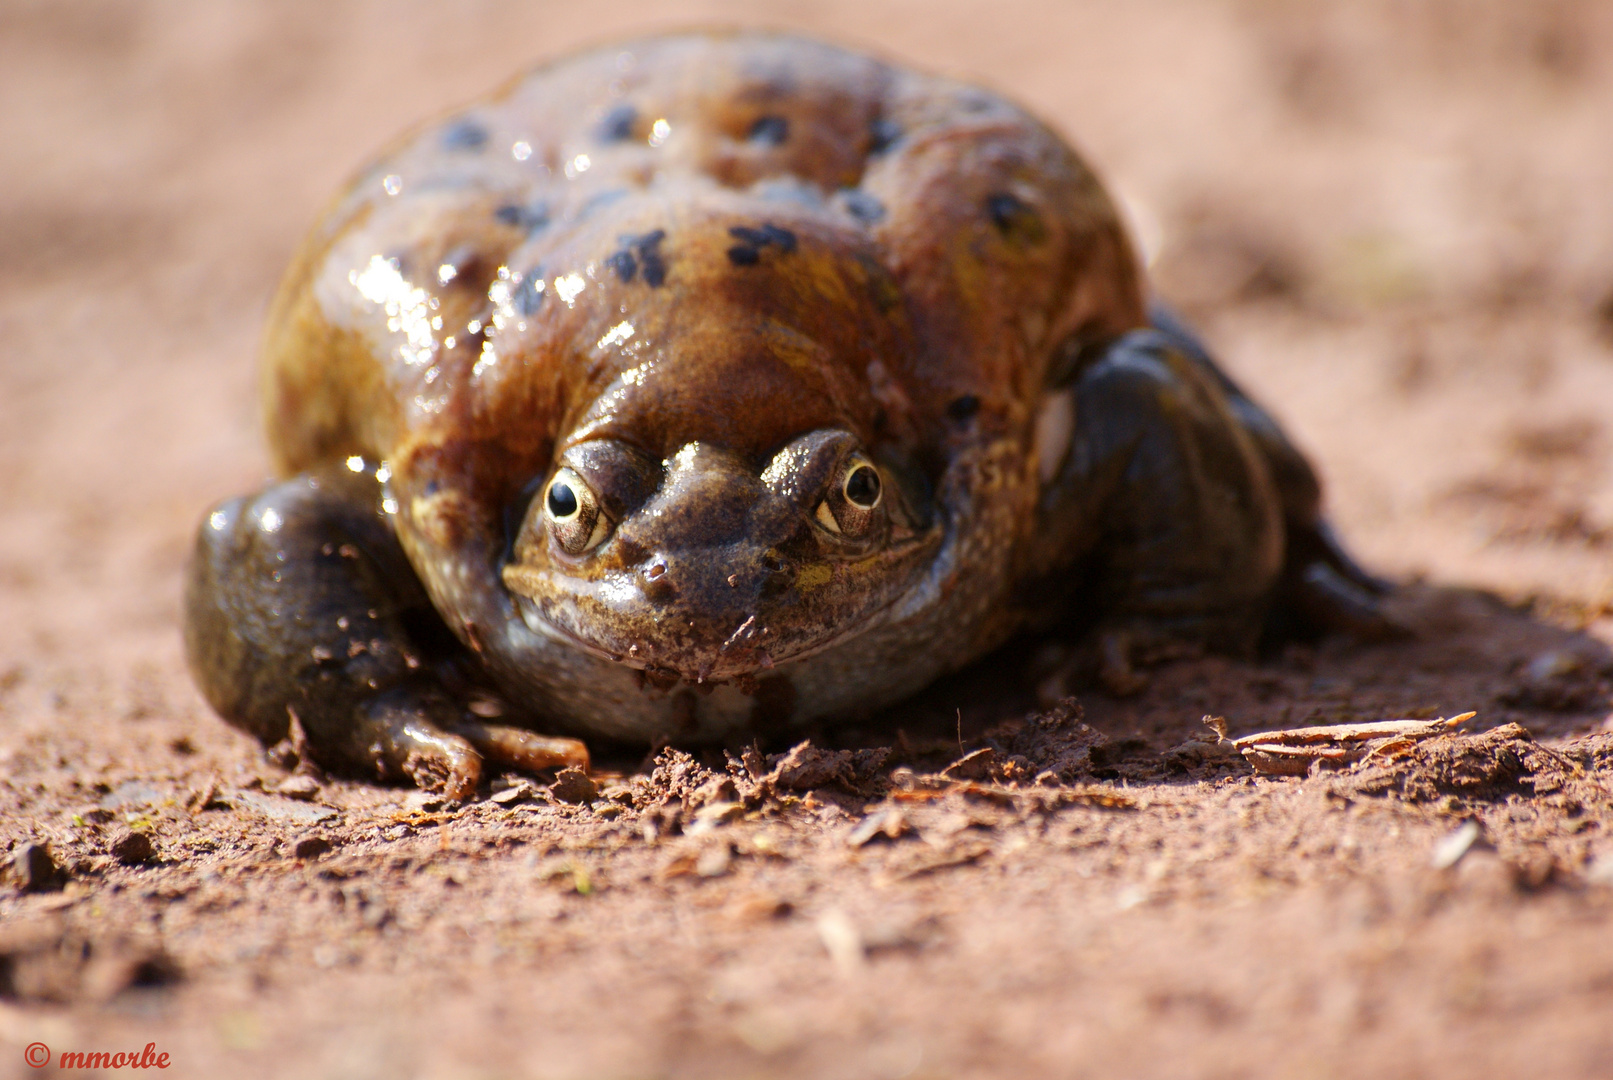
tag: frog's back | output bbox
[261,30,1145,510]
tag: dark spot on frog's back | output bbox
[747,115,789,145]
[730,224,797,252]
[726,223,797,267]
[947,395,981,424]
[494,201,549,233]
[436,245,493,293]
[637,232,667,288]
[598,104,637,142]
[839,189,886,225]
[605,249,637,283]
[440,119,488,152]
[512,272,544,316]
[867,117,901,155]
[985,192,1047,244]
[610,230,668,287]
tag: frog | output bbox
[184,30,1393,800]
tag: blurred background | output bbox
[4,0,1613,682]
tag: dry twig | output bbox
[1204,713,1476,776]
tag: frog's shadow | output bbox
[810,582,1613,775]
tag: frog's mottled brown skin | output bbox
[185,31,1391,798]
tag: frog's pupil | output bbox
[547,482,579,519]
[844,465,881,507]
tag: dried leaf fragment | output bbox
[846,805,910,847]
[1214,713,1476,776]
[815,908,865,976]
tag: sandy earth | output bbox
[4,2,1613,1077]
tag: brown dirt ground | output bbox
[5,2,1613,1077]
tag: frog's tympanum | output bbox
[185,32,1393,798]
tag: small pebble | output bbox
[696,842,733,878]
[402,791,445,813]
[815,908,865,976]
[292,834,332,860]
[13,842,62,892]
[550,767,598,804]
[109,828,156,865]
[1431,821,1482,870]
[489,778,538,805]
[275,775,322,801]
[686,801,744,835]
[846,806,909,847]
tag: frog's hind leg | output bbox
[1145,303,1401,641]
[184,465,586,800]
[1038,330,1287,692]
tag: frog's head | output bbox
[495,205,943,683]
[502,428,937,682]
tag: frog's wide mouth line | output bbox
[508,589,896,684]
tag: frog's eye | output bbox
[814,455,884,537]
[544,468,610,554]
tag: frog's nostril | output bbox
[642,560,676,602]
[758,549,795,600]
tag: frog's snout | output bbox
[606,519,810,680]
[506,445,830,681]
[635,544,796,605]
[535,548,790,683]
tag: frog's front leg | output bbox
[183,465,586,799]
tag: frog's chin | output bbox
[509,594,867,685]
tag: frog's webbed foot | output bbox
[184,465,587,799]
[1281,521,1408,642]
[342,696,588,802]
[1096,630,1148,697]
[447,717,589,776]
[358,688,487,801]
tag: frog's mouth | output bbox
[512,594,833,684]
[504,543,934,685]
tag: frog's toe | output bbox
[1290,561,1411,642]
[447,718,590,776]
[1303,520,1395,597]
[357,688,484,801]
[1097,630,1149,697]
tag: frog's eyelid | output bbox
[556,442,661,515]
[582,514,612,551]
[760,431,865,504]
[814,501,842,534]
